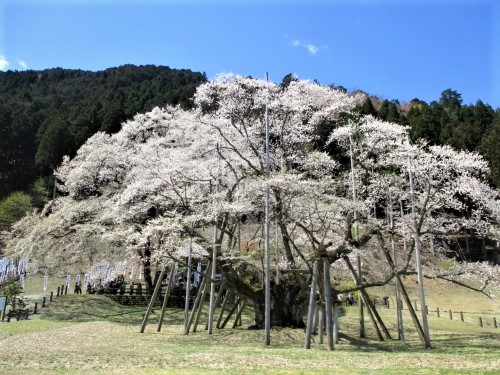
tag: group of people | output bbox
[335,293,356,306]
[84,275,127,295]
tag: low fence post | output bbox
[460,311,464,322]
[50,292,53,302]
[56,287,60,297]
[478,317,483,327]
[493,317,497,329]
[33,302,38,314]
[449,310,453,320]
[1,296,7,321]
[42,297,46,307]
[436,307,440,317]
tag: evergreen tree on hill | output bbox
[0,65,206,199]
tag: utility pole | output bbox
[407,136,431,348]
[264,72,271,345]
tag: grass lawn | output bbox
[1,278,499,374]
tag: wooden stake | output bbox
[157,263,176,332]
[323,258,334,351]
[232,300,247,329]
[318,305,325,344]
[185,262,211,334]
[396,274,426,343]
[220,297,241,329]
[193,272,211,333]
[304,260,319,349]
[140,265,166,333]
[217,290,231,329]
[357,255,365,338]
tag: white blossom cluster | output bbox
[3,76,499,294]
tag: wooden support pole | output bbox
[493,317,497,329]
[396,274,426,343]
[220,297,240,329]
[50,292,53,302]
[357,255,365,338]
[478,317,483,327]
[344,256,391,340]
[185,262,211,334]
[436,307,440,317]
[157,263,176,332]
[56,287,60,297]
[1,297,7,321]
[395,277,405,344]
[42,297,46,307]
[232,300,247,329]
[304,260,319,349]
[323,258,334,351]
[235,295,243,327]
[318,305,325,344]
[216,290,231,329]
[140,265,166,333]
[333,303,339,345]
[449,310,453,320]
[33,302,38,314]
[193,272,211,333]
[365,299,384,341]
[359,288,392,340]
[460,312,464,322]
[313,303,319,335]
[213,282,226,315]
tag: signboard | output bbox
[0,296,6,310]
[84,273,90,288]
[19,272,25,289]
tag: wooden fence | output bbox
[383,298,498,329]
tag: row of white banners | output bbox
[1,258,203,291]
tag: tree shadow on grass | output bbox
[40,294,150,324]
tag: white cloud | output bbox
[290,39,323,56]
[18,60,28,69]
[0,55,9,71]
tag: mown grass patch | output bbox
[1,292,499,375]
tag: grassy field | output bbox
[1,277,499,375]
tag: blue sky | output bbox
[1,0,499,108]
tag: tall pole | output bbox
[407,136,431,348]
[348,123,365,337]
[264,72,271,345]
[184,224,193,332]
[388,192,404,343]
[208,143,220,334]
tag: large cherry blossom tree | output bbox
[5,76,499,329]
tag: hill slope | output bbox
[0,65,206,199]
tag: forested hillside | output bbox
[358,90,500,187]
[0,65,206,200]
[0,67,499,236]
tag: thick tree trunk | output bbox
[252,274,308,329]
[138,244,154,295]
[220,258,308,328]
